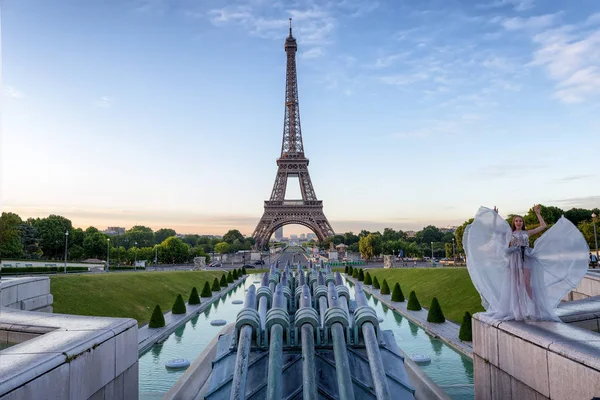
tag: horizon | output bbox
[2,0,599,237]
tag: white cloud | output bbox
[501,13,561,31]
[378,72,429,86]
[95,96,113,108]
[301,47,325,59]
[478,0,534,12]
[4,85,25,99]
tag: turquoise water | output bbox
[138,273,474,399]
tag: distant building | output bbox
[104,227,125,236]
[290,234,298,240]
[440,226,458,233]
[300,233,306,239]
[405,230,416,238]
[275,227,284,240]
[306,233,316,240]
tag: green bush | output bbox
[358,269,365,281]
[108,266,146,271]
[200,281,212,297]
[242,267,247,275]
[364,272,372,285]
[427,297,445,323]
[407,291,422,311]
[172,294,187,315]
[213,277,222,291]
[352,268,358,278]
[0,266,89,275]
[227,271,234,283]
[380,279,391,295]
[348,266,354,276]
[391,283,405,302]
[148,304,165,328]
[344,266,349,274]
[373,276,380,289]
[232,269,238,280]
[188,287,201,305]
[459,312,472,341]
[220,274,228,287]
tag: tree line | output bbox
[0,213,255,265]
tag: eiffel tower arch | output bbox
[252,20,335,250]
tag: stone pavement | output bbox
[138,276,246,354]
[344,275,473,358]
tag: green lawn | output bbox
[50,270,228,326]
[364,268,485,323]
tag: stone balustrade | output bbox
[0,277,53,313]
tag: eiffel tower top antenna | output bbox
[289,18,292,37]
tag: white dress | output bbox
[464,206,590,321]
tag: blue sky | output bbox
[2,0,599,236]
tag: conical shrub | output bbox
[220,274,228,287]
[188,287,201,305]
[391,283,405,302]
[427,297,445,323]
[358,269,365,281]
[407,291,422,311]
[364,272,372,285]
[459,312,472,341]
[232,269,238,280]
[241,267,247,275]
[352,268,358,278]
[380,279,391,295]
[373,276,380,289]
[227,271,234,283]
[344,266,349,274]
[172,294,187,315]
[348,266,353,276]
[200,281,212,297]
[148,304,165,328]
[212,277,221,291]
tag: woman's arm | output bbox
[527,204,547,236]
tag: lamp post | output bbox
[134,242,138,271]
[64,231,69,273]
[593,212,599,260]
[106,238,110,271]
[452,238,456,263]
[431,242,434,265]
[154,246,158,265]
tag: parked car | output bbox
[254,260,265,265]
[208,261,222,268]
[242,263,255,269]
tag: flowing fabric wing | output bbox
[464,206,512,311]
[530,216,590,308]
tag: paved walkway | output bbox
[138,276,247,354]
[344,275,473,359]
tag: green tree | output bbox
[33,215,73,259]
[407,291,421,311]
[148,305,165,328]
[454,218,474,256]
[359,233,380,261]
[427,297,445,323]
[524,205,563,226]
[125,225,154,248]
[83,232,109,259]
[18,222,42,259]
[564,208,594,226]
[459,312,472,341]
[223,229,244,244]
[364,271,372,285]
[69,245,85,261]
[188,287,201,305]
[227,271,234,283]
[380,279,391,295]
[357,269,365,281]
[172,294,187,314]
[220,274,228,287]
[212,277,222,291]
[391,283,405,302]
[159,237,190,264]
[578,220,599,249]
[445,243,453,259]
[372,276,380,289]
[214,242,231,254]
[416,225,443,245]
[200,281,212,297]
[0,212,24,259]
[155,228,177,244]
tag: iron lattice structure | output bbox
[252,20,335,250]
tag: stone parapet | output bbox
[0,277,53,312]
[473,313,600,399]
[565,272,600,301]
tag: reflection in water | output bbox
[393,311,403,326]
[151,343,163,361]
[431,339,443,356]
[174,324,186,344]
[381,303,389,314]
[190,315,199,329]
[409,322,419,337]
[373,297,379,306]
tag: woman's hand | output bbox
[533,204,542,215]
[493,206,499,213]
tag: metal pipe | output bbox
[326,282,355,400]
[317,272,328,327]
[259,273,270,329]
[266,284,286,400]
[299,285,317,400]
[354,283,392,400]
[230,285,257,400]
[334,272,350,319]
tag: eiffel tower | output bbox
[252,19,335,250]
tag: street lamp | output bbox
[154,246,158,265]
[431,242,434,265]
[134,242,138,271]
[64,231,69,273]
[106,238,110,271]
[593,212,599,260]
[452,238,456,263]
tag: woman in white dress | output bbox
[464,205,589,321]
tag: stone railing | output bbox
[0,276,53,312]
[473,313,600,399]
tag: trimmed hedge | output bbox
[344,266,349,274]
[172,294,186,315]
[242,267,247,275]
[459,311,472,341]
[391,283,405,302]
[220,274,228,287]
[227,271,234,283]
[108,266,146,271]
[348,266,354,276]
[188,287,201,305]
[358,269,365,281]
[427,297,445,323]
[380,279,391,295]
[407,291,422,311]
[1,266,88,275]
[352,268,358,278]
[148,304,165,328]
[232,269,238,280]
[201,281,212,297]
[364,272,372,285]
[212,277,222,291]
[373,276,380,289]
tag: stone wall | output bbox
[0,277,53,312]
[473,313,600,399]
[565,273,600,301]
